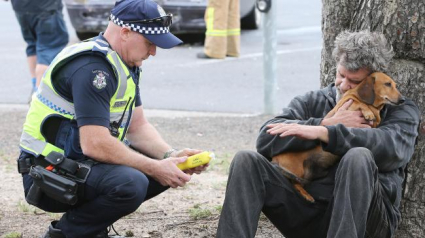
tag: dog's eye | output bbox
[385,82,392,87]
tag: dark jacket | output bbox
[256,83,420,221]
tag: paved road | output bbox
[0,1,322,114]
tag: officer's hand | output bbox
[173,148,209,175]
[183,164,209,175]
[322,100,372,128]
[151,157,191,188]
[172,148,202,157]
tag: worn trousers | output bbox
[216,148,395,238]
[203,0,240,58]
[23,163,168,238]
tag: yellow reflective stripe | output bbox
[206,28,241,37]
[41,143,64,156]
[206,29,227,36]
[206,7,215,32]
[20,145,38,156]
[108,51,129,100]
[205,7,241,37]
[227,28,241,36]
[37,83,75,116]
[92,41,110,52]
[20,131,47,155]
[49,44,79,68]
[43,43,93,89]
[20,131,63,156]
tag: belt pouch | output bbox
[26,165,78,206]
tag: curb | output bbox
[0,103,261,118]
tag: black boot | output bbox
[42,221,65,238]
[196,52,214,59]
[93,230,125,238]
[93,229,109,238]
[42,221,125,238]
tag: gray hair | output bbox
[332,30,394,72]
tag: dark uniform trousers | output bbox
[216,148,394,238]
[23,163,168,238]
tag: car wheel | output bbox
[241,6,261,30]
[76,31,99,41]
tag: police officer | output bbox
[17,0,207,237]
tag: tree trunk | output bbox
[321,0,425,237]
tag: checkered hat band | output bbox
[110,14,170,35]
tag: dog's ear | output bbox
[357,76,375,105]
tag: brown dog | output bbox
[272,72,405,202]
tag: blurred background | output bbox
[0,0,322,114]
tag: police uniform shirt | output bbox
[52,44,142,129]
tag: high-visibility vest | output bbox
[20,38,137,157]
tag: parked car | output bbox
[64,0,260,41]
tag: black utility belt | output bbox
[20,151,93,206]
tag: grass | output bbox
[125,230,134,237]
[214,205,222,213]
[188,204,215,220]
[17,200,34,213]
[208,153,233,174]
[17,200,45,215]
[3,232,22,238]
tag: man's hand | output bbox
[267,123,329,143]
[172,148,202,158]
[151,157,192,188]
[172,148,209,175]
[322,99,372,128]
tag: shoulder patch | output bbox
[92,70,109,90]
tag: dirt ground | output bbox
[0,106,283,238]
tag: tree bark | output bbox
[321,0,425,237]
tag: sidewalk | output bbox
[0,103,260,117]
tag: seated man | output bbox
[17,0,207,237]
[216,30,420,238]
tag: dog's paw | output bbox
[362,111,376,121]
[302,193,315,203]
[294,183,315,203]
